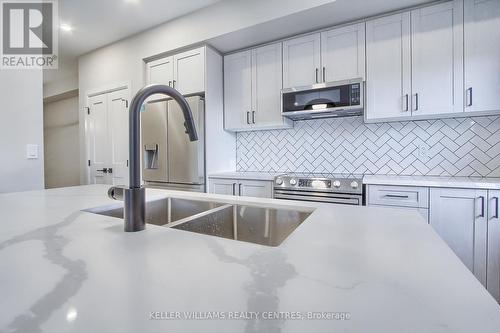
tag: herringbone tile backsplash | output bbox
[236,116,500,177]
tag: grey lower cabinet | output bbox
[208,178,273,198]
[487,190,500,302]
[430,188,500,302]
[366,185,429,223]
[429,188,488,285]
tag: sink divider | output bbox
[162,204,234,229]
[233,205,238,241]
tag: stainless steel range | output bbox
[273,173,364,205]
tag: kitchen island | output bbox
[0,185,499,332]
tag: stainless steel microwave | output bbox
[281,78,364,120]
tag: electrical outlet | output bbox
[418,144,428,159]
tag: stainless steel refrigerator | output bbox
[141,96,205,192]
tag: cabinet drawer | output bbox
[367,185,429,208]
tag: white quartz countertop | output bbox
[209,171,280,181]
[363,174,500,189]
[0,185,499,332]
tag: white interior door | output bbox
[464,0,500,113]
[321,23,365,82]
[282,33,321,88]
[87,88,129,185]
[173,47,205,95]
[252,42,283,127]
[107,90,129,186]
[224,50,252,130]
[88,94,110,184]
[366,12,411,121]
[411,1,463,116]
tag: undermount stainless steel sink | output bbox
[172,205,312,247]
[85,197,312,246]
[85,198,223,226]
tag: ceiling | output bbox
[47,0,436,86]
[210,0,436,53]
[58,0,222,59]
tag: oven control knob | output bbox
[350,181,359,189]
[275,178,283,185]
[289,178,297,186]
[332,180,341,188]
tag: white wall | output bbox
[43,58,79,98]
[43,95,80,188]
[78,0,338,183]
[0,70,44,193]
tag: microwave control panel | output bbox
[350,83,361,106]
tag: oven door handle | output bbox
[274,192,361,205]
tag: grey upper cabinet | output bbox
[320,23,365,83]
[430,188,488,286]
[146,56,174,102]
[282,33,321,88]
[366,0,463,122]
[251,43,286,128]
[464,0,500,113]
[223,50,252,131]
[366,12,411,121]
[173,47,205,95]
[487,190,500,302]
[410,0,463,116]
[146,46,205,97]
[282,22,365,89]
[224,42,292,132]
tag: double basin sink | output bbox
[85,197,312,247]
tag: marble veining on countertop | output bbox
[0,185,499,333]
[363,174,500,189]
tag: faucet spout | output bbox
[110,84,198,232]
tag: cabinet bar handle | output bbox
[478,196,485,218]
[246,111,250,124]
[414,93,419,111]
[466,87,473,107]
[315,68,319,83]
[252,111,256,124]
[403,94,409,112]
[168,80,172,87]
[232,183,236,196]
[172,80,176,88]
[322,67,326,83]
[238,183,242,196]
[493,197,499,219]
[385,194,409,199]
